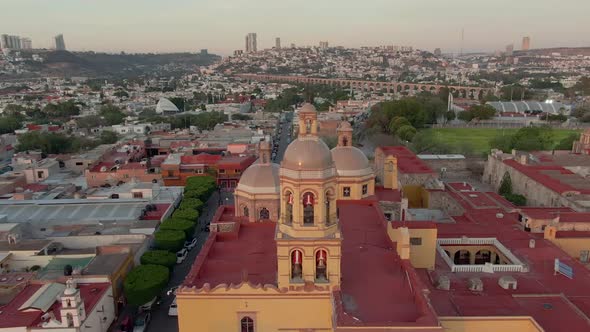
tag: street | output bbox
[132,115,291,332]
[146,190,234,332]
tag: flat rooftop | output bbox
[184,221,277,288]
[0,199,166,225]
[379,146,435,175]
[338,200,431,325]
[423,187,590,332]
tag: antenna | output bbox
[460,28,464,56]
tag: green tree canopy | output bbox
[388,116,411,134]
[77,115,105,129]
[160,218,196,238]
[499,172,513,196]
[397,125,417,141]
[154,229,186,252]
[124,264,169,306]
[140,250,176,269]
[99,104,126,125]
[171,209,199,223]
[99,130,119,144]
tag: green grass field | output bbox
[425,128,581,155]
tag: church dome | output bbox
[331,146,373,176]
[282,137,334,170]
[236,163,280,194]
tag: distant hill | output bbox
[24,50,221,77]
[514,47,590,56]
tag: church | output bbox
[176,104,441,331]
[175,104,590,332]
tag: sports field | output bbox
[426,128,581,154]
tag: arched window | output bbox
[291,250,303,281]
[315,250,328,281]
[475,250,491,265]
[303,192,314,225]
[243,206,249,217]
[454,250,471,265]
[305,119,312,134]
[259,208,269,220]
[285,192,293,224]
[241,316,254,332]
[342,136,348,147]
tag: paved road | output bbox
[146,190,233,332]
[273,113,292,163]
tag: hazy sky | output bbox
[2,0,589,55]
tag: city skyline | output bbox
[1,0,589,55]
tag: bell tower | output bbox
[276,103,342,289]
[336,121,353,147]
[59,279,86,328]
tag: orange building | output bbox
[161,153,255,189]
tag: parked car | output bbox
[166,286,179,296]
[168,297,178,316]
[139,296,158,311]
[184,238,197,250]
[133,312,151,332]
[176,248,188,264]
[114,315,134,332]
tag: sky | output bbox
[1,0,589,56]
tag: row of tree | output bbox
[17,130,119,154]
[124,176,217,306]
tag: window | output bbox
[315,250,328,282]
[291,250,303,281]
[241,316,254,332]
[235,169,241,173]
[37,171,44,179]
[243,206,249,217]
[133,192,143,198]
[384,213,392,221]
[410,237,422,246]
[196,169,204,174]
[259,207,269,220]
[362,184,368,195]
[285,192,293,224]
[219,169,226,174]
[303,192,314,225]
[75,162,83,166]
[343,187,351,197]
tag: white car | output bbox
[168,297,178,316]
[184,238,197,251]
[176,248,188,264]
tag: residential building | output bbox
[20,37,32,50]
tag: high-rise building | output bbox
[200,49,208,55]
[275,37,281,49]
[505,44,514,55]
[54,34,66,51]
[20,37,32,50]
[319,41,329,49]
[245,33,257,53]
[1,34,24,50]
[522,36,530,51]
[434,48,442,56]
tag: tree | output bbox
[124,264,169,306]
[160,218,196,238]
[77,115,104,129]
[499,172,513,196]
[388,116,411,134]
[503,193,527,206]
[0,115,23,134]
[114,90,129,99]
[555,133,580,150]
[445,111,456,122]
[171,209,199,223]
[99,130,119,144]
[489,134,514,152]
[410,131,452,154]
[397,125,417,141]
[99,104,126,125]
[154,230,186,252]
[178,198,204,213]
[232,113,253,121]
[140,250,176,269]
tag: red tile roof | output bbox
[378,146,435,174]
[180,153,222,165]
[0,283,109,329]
[504,159,590,194]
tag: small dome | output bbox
[282,137,333,170]
[237,163,280,194]
[331,146,372,176]
[299,103,317,114]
